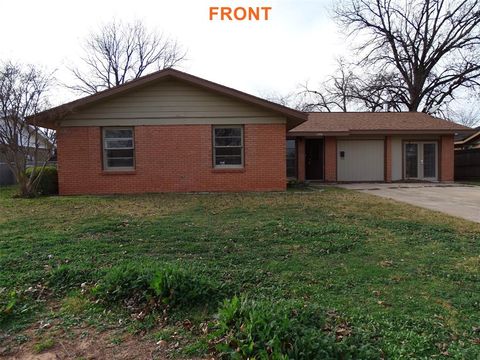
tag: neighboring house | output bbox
[0,119,54,185]
[0,119,53,160]
[454,126,480,150]
[28,69,470,195]
[454,126,480,180]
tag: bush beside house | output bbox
[25,166,58,195]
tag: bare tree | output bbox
[0,62,55,197]
[261,90,305,110]
[300,58,403,112]
[444,105,480,127]
[70,20,186,94]
[300,59,360,112]
[335,0,480,113]
[352,72,405,111]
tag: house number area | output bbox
[209,6,272,21]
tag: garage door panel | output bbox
[338,140,384,181]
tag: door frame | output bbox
[403,140,438,181]
[305,138,324,181]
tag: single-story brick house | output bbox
[28,69,470,195]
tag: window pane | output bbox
[287,148,296,159]
[286,140,296,177]
[405,144,418,178]
[104,129,133,138]
[105,139,133,149]
[107,158,134,168]
[107,149,134,158]
[215,137,242,146]
[423,143,436,178]
[213,127,243,167]
[215,156,242,166]
[103,127,134,169]
[287,160,296,178]
[215,128,241,137]
[286,139,296,150]
[215,147,242,156]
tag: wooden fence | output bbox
[455,148,480,180]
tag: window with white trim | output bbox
[102,127,135,170]
[213,126,244,167]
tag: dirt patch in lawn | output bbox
[1,326,206,360]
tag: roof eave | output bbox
[288,129,471,136]
[288,131,348,137]
[454,131,480,144]
[348,129,471,135]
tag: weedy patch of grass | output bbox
[61,293,92,316]
[33,337,55,353]
[48,265,100,294]
[212,296,381,359]
[0,288,40,330]
[154,326,178,341]
[92,263,224,312]
[110,335,123,345]
[0,290,18,323]
[0,186,479,358]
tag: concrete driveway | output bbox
[337,183,480,223]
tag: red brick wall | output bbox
[57,124,286,195]
[324,136,337,182]
[440,134,454,182]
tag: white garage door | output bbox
[337,140,384,181]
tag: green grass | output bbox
[33,337,55,353]
[459,180,480,186]
[0,185,479,358]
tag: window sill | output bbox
[212,168,245,174]
[101,170,137,175]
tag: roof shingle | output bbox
[289,112,471,135]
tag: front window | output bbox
[213,126,244,168]
[102,127,135,170]
[286,139,296,178]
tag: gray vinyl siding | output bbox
[61,78,287,126]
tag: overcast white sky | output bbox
[1,0,347,105]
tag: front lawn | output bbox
[0,186,479,359]
[460,180,480,186]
